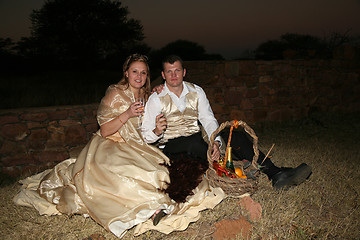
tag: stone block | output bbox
[251,97,265,108]
[48,124,65,133]
[27,122,47,129]
[0,115,19,125]
[85,123,99,135]
[246,88,259,98]
[257,61,274,74]
[259,83,274,96]
[238,196,262,222]
[69,146,85,158]
[259,75,273,83]
[1,166,21,177]
[65,125,87,146]
[239,61,256,75]
[243,76,258,88]
[268,109,282,121]
[211,104,230,116]
[35,150,70,163]
[224,90,243,106]
[240,99,254,110]
[68,108,85,119]
[264,95,277,106]
[215,113,230,124]
[0,123,29,141]
[59,119,81,127]
[82,117,97,125]
[206,89,225,105]
[28,129,48,141]
[45,139,66,149]
[226,76,257,88]
[85,108,97,118]
[230,110,247,121]
[47,110,69,120]
[0,140,26,154]
[27,129,48,150]
[21,112,48,122]
[2,154,36,167]
[253,109,268,122]
[280,109,295,121]
[212,216,252,240]
[225,61,240,78]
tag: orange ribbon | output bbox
[224,120,239,162]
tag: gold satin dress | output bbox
[13,84,225,238]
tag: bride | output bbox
[14,54,225,238]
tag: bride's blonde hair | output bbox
[119,54,151,100]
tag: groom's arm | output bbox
[141,93,163,143]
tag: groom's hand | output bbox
[211,141,220,161]
[151,84,164,94]
[153,114,167,136]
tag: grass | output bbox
[1,112,360,239]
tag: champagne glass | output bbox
[136,97,145,129]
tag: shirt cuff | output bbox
[214,136,222,147]
[150,130,163,142]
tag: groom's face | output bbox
[161,60,186,89]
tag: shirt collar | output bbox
[161,81,192,98]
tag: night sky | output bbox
[1,0,360,59]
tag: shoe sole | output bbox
[274,164,312,189]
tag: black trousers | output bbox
[163,130,280,179]
[163,132,208,161]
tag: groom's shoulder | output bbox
[184,81,201,91]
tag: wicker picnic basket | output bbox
[206,120,259,197]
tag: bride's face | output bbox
[126,61,148,90]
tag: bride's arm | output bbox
[100,111,130,137]
[100,100,143,137]
[97,86,142,137]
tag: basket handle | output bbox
[207,120,259,170]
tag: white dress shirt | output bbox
[141,81,221,144]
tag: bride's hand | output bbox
[126,101,143,118]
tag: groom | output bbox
[141,55,312,190]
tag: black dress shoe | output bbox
[153,209,167,226]
[271,163,312,189]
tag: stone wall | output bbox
[184,59,360,124]
[1,59,359,177]
[0,104,98,177]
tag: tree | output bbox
[0,38,16,55]
[254,39,286,60]
[0,38,24,72]
[255,33,327,60]
[19,0,147,69]
[148,39,223,80]
[152,39,223,61]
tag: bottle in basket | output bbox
[225,147,235,172]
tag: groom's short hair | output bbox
[162,55,184,70]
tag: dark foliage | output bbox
[148,39,224,79]
[255,32,353,60]
[164,152,209,203]
[16,0,148,71]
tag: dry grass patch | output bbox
[1,112,360,239]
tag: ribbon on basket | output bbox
[212,120,248,179]
[224,120,239,162]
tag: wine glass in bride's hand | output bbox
[136,97,145,114]
[136,97,145,128]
